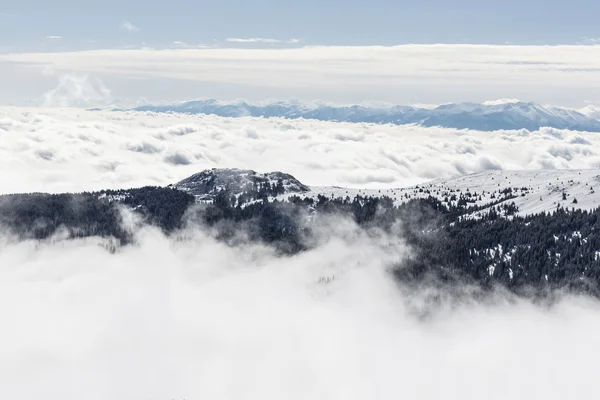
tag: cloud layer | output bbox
[2,44,600,106]
[0,220,598,399]
[1,107,600,194]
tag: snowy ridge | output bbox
[129,99,600,132]
[174,168,600,217]
[287,170,600,218]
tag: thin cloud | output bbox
[42,74,112,108]
[0,12,15,17]
[120,20,139,32]
[578,37,600,45]
[46,35,63,40]
[2,44,600,106]
[226,37,300,44]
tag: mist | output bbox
[1,217,598,400]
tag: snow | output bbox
[173,168,600,220]
[278,169,600,218]
[97,193,129,202]
[132,100,600,132]
[175,168,309,200]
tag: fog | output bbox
[1,105,599,398]
[1,218,598,400]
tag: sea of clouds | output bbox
[1,217,599,400]
[1,107,600,194]
[2,107,600,399]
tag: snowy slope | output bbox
[174,168,600,217]
[129,100,600,132]
[285,170,600,217]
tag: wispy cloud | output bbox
[172,41,188,48]
[3,44,600,106]
[226,37,300,44]
[45,35,63,40]
[120,20,139,32]
[578,37,600,45]
[42,74,112,108]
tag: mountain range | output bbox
[128,100,600,132]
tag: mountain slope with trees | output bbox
[2,168,600,297]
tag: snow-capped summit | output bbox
[173,168,310,200]
[420,101,600,131]
[173,168,600,218]
[129,99,600,132]
[579,105,600,120]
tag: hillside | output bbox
[299,169,600,218]
[177,168,600,219]
[2,168,600,297]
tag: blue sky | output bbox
[1,1,600,107]
[2,0,600,52]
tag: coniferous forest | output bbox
[2,182,600,297]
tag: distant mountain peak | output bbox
[129,99,600,132]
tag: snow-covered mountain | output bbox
[129,100,600,132]
[300,169,600,218]
[579,105,600,120]
[174,168,600,218]
[173,168,309,200]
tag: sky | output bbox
[3,5,600,397]
[2,0,600,49]
[1,0,600,107]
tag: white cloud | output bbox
[482,98,521,105]
[45,35,63,40]
[2,44,600,106]
[0,107,599,195]
[578,37,600,45]
[120,20,139,32]
[0,214,599,399]
[41,74,112,107]
[226,37,300,44]
[1,107,600,399]
[172,41,188,47]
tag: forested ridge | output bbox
[2,182,600,297]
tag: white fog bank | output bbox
[0,225,597,400]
